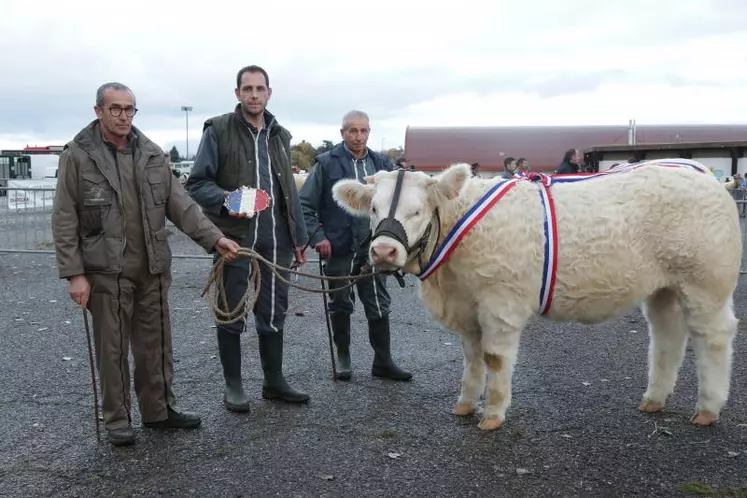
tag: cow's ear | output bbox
[435,163,471,200]
[333,179,374,216]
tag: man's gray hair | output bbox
[96,82,135,108]
[341,110,369,130]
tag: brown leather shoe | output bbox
[108,427,135,446]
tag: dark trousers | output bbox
[214,241,293,336]
[324,251,390,320]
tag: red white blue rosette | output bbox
[223,186,271,218]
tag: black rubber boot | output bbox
[216,328,252,413]
[258,332,310,404]
[331,312,352,381]
[368,316,412,381]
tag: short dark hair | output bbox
[503,157,515,167]
[236,65,270,89]
[562,148,578,163]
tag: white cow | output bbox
[331,161,741,431]
[293,172,308,192]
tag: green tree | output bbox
[291,149,312,171]
[169,145,180,163]
[291,140,318,171]
[385,147,402,160]
[315,140,335,155]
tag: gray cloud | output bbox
[1,1,745,150]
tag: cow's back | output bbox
[543,165,740,322]
[420,165,741,327]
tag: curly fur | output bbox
[332,161,742,431]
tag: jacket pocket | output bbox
[151,227,172,270]
[80,171,113,235]
[146,168,167,205]
[80,233,110,271]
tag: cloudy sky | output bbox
[1,0,745,157]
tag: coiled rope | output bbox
[201,247,377,325]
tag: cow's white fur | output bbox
[332,162,742,431]
[293,172,308,192]
[291,172,308,281]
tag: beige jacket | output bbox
[52,120,224,279]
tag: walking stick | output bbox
[318,258,338,381]
[82,308,101,444]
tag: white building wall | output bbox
[596,149,740,181]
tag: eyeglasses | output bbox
[108,106,138,117]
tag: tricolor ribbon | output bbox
[417,159,712,315]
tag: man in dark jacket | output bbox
[52,82,240,446]
[299,110,412,382]
[501,157,516,179]
[555,148,582,174]
[185,65,310,412]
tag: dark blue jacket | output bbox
[299,143,393,257]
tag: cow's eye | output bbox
[371,206,377,215]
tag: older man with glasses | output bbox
[51,81,240,446]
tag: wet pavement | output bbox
[1,233,746,497]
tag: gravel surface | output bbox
[1,226,746,498]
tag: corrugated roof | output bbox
[404,125,747,172]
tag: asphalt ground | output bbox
[1,227,746,498]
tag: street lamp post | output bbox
[181,106,193,160]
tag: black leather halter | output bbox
[371,169,411,251]
[363,170,438,281]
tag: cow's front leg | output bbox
[453,329,484,417]
[477,314,523,431]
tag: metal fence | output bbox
[0,186,212,258]
[1,185,746,274]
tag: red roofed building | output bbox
[404,124,747,174]
[1,145,64,156]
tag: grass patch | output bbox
[380,429,397,439]
[676,481,747,496]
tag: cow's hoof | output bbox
[638,400,664,413]
[477,417,503,431]
[690,411,718,426]
[452,403,475,416]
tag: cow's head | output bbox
[332,163,472,272]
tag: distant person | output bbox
[51,81,240,447]
[501,157,516,179]
[470,162,480,177]
[516,158,530,174]
[725,173,744,191]
[555,148,582,174]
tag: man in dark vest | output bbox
[185,65,310,412]
[299,110,412,382]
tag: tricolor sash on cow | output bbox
[416,158,713,315]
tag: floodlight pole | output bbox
[181,106,193,160]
